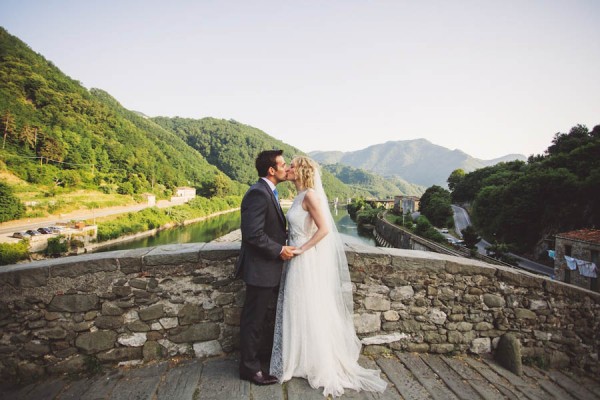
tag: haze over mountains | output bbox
[310,139,526,188]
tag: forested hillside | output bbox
[152,117,363,200]
[0,27,243,202]
[449,124,600,253]
[322,163,425,198]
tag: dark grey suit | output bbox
[235,179,286,376]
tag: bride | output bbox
[270,156,387,397]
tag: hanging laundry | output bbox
[576,260,598,278]
[547,250,555,259]
[564,255,578,270]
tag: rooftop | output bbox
[556,228,600,245]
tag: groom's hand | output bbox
[280,246,296,260]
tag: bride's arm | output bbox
[293,190,329,254]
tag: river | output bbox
[98,205,375,252]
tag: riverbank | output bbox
[87,208,240,252]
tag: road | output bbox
[451,205,471,238]
[451,205,554,276]
[0,200,181,243]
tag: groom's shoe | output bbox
[240,371,278,385]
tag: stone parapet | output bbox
[0,242,599,383]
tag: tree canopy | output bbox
[449,124,600,253]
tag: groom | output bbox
[235,149,295,385]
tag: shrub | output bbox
[0,241,29,266]
[46,236,68,256]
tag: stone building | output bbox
[554,229,599,292]
[393,195,420,214]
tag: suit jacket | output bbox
[235,179,286,287]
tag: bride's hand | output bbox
[292,248,304,255]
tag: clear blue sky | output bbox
[1,0,599,159]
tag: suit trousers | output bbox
[239,284,278,376]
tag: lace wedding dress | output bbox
[270,189,387,397]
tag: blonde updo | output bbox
[292,156,319,189]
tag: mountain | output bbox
[310,139,526,188]
[322,163,425,198]
[0,27,243,198]
[152,117,368,200]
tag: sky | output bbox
[1,1,599,160]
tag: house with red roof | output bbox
[554,229,600,292]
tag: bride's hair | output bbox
[293,156,318,189]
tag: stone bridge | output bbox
[0,242,599,385]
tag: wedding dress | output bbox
[270,176,387,397]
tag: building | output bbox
[554,229,599,292]
[142,193,156,206]
[394,195,420,214]
[171,187,196,204]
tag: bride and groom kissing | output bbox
[235,150,386,397]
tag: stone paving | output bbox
[1,352,599,400]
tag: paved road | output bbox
[451,205,471,238]
[2,352,599,400]
[451,205,553,276]
[0,199,190,243]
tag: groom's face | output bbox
[271,155,288,184]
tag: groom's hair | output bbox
[256,150,283,177]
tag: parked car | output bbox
[25,229,41,236]
[12,232,31,239]
[37,227,53,234]
[441,228,449,233]
[48,226,64,233]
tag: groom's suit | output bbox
[236,178,286,377]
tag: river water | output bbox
[99,206,375,252]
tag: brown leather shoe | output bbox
[240,371,278,385]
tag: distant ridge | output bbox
[310,139,526,188]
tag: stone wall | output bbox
[1,242,599,384]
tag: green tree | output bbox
[461,225,480,250]
[447,169,465,192]
[0,181,25,222]
[1,110,16,149]
[419,185,453,227]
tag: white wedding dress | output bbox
[270,189,387,397]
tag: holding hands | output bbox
[280,246,297,261]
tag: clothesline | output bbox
[564,255,598,278]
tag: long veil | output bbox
[312,165,354,316]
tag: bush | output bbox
[46,236,68,256]
[0,241,29,265]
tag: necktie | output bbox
[273,188,279,203]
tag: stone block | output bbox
[430,343,454,353]
[494,333,522,376]
[143,341,166,361]
[50,254,118,277]
[49,294,99,312]
[389,286,414,301]
[169,323,220,343]
[118,332,147,347]
[139,304,165,321]
[470,338,491,354]
[483,294,505,308]
[95,316,124,330]
[75,330,117,353]
[193,340,223,358]
[383,310,399,321]
[428,308,447,325]
[0,264,48,288]
[353,313,381,334]
[143,243,202,266]
[364,296,391,311]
